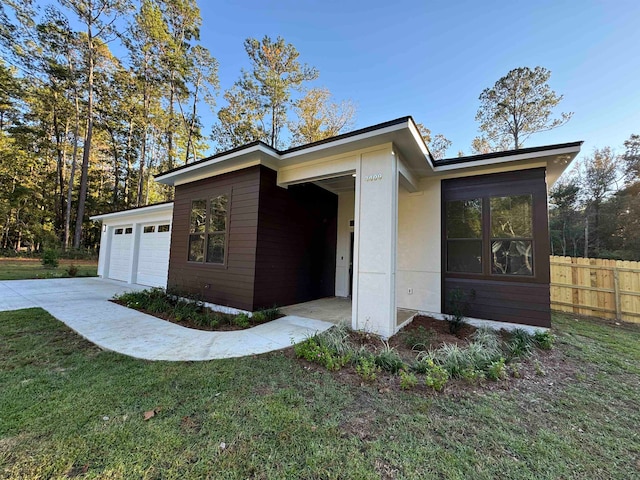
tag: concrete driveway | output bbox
[0,278,333,361]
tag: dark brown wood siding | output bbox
[442,168,551,327]
[253,166,337,309]
[167,166,260,311]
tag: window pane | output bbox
[190,200,206,233]
[188,234,205,262]
[447,240,482,273]
[491,240,533,275]
[143,226,155,233]
[206,233,225,264]
[125,227,132,234]
[158,224,170,232]
[115,228,123,235]
[446,199,482,238]
[490,195,532,238]
[209,195,228,232]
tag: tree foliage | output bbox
[415,122,452,160]
[475,66,572,150]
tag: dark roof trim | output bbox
[435,141,584,167]
[156,116,420,178]
[282,116,414,154]
[91,200,174,219]
[156,141,273,177]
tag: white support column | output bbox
[128,223,141,284]
[99,224,111,279]
[352,145,398,338]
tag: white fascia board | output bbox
[279,121,413,162]
[154,144,278,185]
[405,119,435,170]
[433,144,581,174]
[90,203,174,222]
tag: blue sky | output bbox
[197,0,640,160]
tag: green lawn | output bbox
[0,258,97,280]
[1,310,639,479]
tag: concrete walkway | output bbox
[0,278,333,361]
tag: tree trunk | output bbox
[73,21,94,249]
[64,84,80,250]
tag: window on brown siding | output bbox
[445,195,534,276]
[446,199,482,273]
[490,195,533,276]
[188,195,228,264]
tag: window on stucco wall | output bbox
[188,194,228,264]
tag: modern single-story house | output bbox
[91,116,582,337]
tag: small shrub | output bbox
[375,341,406,373]
[66,264,79,277]
[233,313,251,328]
[400,326,434,351]
[446,288,469,334]
[437,343,471,377]
[534,359,546,376]
[486,357,507,381]
[506,329,534,360]
[460,367,485,383]
[41,249,59,268]
[533,330,555,350]
[355,356,380,382]
[251,311,267,323]
[319,325,355,358]
[293,336,350,371]
[412,351,437,374]
[423,359,449,391]
[399,369,418,390]
[260,306,281,322]
[509,363,521,378]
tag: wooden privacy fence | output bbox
[550,256,640,324]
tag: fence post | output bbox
[613,267,622,321]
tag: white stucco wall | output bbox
[335,191,355,297]
[396,177,442,314]
[353,145,398,338]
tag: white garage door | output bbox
[136,223,171,288]
[108,226,133,282]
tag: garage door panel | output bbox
[137,227,171,288]
[108,227,132,282]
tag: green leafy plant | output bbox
[533,330,555,350]
[486,357,507,380]
[509,363,521,378]
[534,359,546,376]
[460,367,485,383]
[399,369,418,390]
[293,336,351,371]
[233,313,251,328]
[41,249,59,268]
[355,355,380,382]
[423,359,449,391]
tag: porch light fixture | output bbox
[352,173,356,177]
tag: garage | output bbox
[136,223,171,287]
[91,202,174,287]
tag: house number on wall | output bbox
[365,173,383,182]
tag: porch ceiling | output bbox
[313,175,356,194]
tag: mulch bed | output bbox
[109,299,280,332]
[284,315,578,397]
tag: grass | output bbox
[1,309,639,479]
[0,257,97,280]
